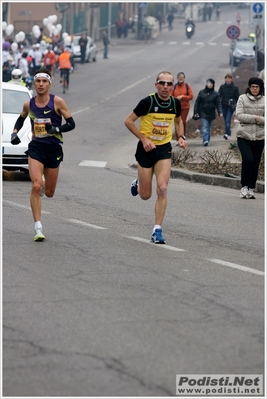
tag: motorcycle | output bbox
[185,23,195,39]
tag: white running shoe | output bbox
[240,186,249,198]
[247,188,256,199]
[34,228,46,242]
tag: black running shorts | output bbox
[135,141,172,168]
[25,140,64,168]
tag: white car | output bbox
[72,35,97,63]
[2,82,32,173]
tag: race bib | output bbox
[150,121,169,141]
[33,118,52,138]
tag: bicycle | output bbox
[60,68,70,94]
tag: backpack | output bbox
[173,82,189,95]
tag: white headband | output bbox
[34,73,51,83]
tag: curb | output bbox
[129,163,265,194]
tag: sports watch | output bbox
[178,135,186,140]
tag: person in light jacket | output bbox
[235,77,265,199]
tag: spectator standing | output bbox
[218,73,240,140]
[103,31,110,59]
[2,61,12,82]
[236,77,265,199]
[18,52,30,79]
[236,13,241,25]
[167,11,174,30]
[172,72,193,140]
[193,79,223,146]
[156,11,164,31]
[14,44,24,68]
[43,45,58,75]
[79,33,88,64]
[216,6,221,20]
[27,44,36,75]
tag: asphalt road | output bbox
[2,5,264,397]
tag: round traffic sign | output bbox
[226,25,240,40]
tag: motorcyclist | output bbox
[8,69,27,86]
[185,17,195,29]
[185,17,195,38]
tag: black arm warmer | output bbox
[14,115,27,132]
[59,117,75,133]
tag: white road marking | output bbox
[79,160,107,167]
[69,219,107,230]
[4,201,263,276]
[208,258,264,276]
[4,200,51,214]
[208,42,217,45]
[126,236,186,251]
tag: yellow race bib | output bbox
[33,118,52,138]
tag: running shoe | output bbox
[240,186,249,199]
[131,178,139,196]
[40,174,45,197]
[151,228,166,244]
[34,228,46,242]
[247,188,256,199]
[224,134,229,140]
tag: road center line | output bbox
[126,236,186,251]
[69,219,107,230]
[4,200,51,214]
[207,258,264,276]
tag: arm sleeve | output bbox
[14,115,27,132]
[59,116,75,133]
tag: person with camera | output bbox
[218,73,240,140]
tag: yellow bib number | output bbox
[34,118,52,138]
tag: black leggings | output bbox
[237,138,264,188]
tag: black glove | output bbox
[11,132,21,145]
[45,124,60,134]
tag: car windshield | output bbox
[73,37,80,46]
[3,89,30,114]
[236,42,254,52]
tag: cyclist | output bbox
[58,47,72,89]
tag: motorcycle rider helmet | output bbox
[11,68,22,80]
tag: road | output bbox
[3,5,264,397]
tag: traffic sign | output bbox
[226,25,240,40]
[250,2,264,28]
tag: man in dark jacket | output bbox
[194,79,223,146]
[2,61,12,82]
[218,73,240,139]
[79,33,88,64]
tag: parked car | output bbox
[2,82,32,173]
[229,38,255,67]
[72,35,97,63]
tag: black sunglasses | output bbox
[157,80,174,87]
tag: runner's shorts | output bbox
[135,141,172,168]
[25,140,64,168]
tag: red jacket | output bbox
[172,82,193,110]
